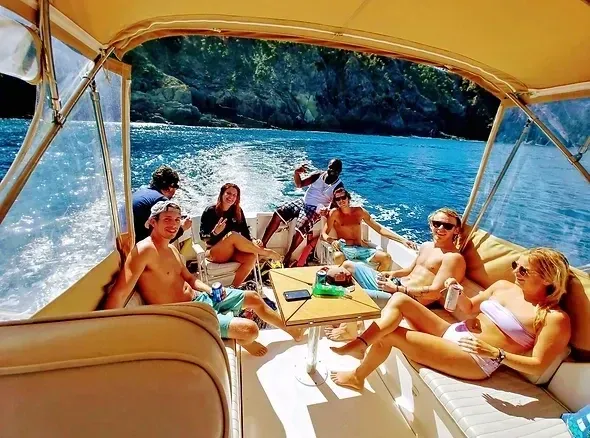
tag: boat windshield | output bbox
[468,101,590,268]
[0,37,125,320]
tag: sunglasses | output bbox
[431,220,455,231]
[512,261,533,277]
[335,196,347,202]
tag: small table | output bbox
[270,266,381,385]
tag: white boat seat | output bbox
[419,366,569,438]
[225,339,242,438]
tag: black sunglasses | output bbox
[335,196,347,201]
[431,220,455,231]
[512,261,531,277]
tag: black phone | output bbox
[283,289,311,302]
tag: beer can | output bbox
[211,282,223,303]
[316,268,327,285]
[444,284,462,311]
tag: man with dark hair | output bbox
[106,200,302,356]
[322,189,417,270]
[261,159,344,266]
[131,165,191,243]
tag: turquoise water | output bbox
[0,119,588,317]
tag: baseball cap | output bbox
[144,200,182,229]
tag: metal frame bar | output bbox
[38,0,61,120]
[465,119,533,244]
[507,94,590,183]
[0,47,115,225]
[90,80,121,237]
[462,104,505,226]
[121,77,135,248]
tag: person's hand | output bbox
[253,239,263,248]
[457,336,500,359]
[213,217,227,235]
[403,240,419,251]
[181,217,192,231]
[444,277,459,289]
[376,277,398,293]
[220,287,227,301]
[295,163,309,174]
[331,240,341,251]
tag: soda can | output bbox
[316,268,327,285]
[211,282,223,303]
[444,284,462,311]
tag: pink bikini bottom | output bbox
[442,321,501,377]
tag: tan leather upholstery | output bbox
[561,268,590,359]
[461,227,523,289]
[0,303,232,438]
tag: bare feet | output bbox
[330,370,364,391]
[241,341,268,356]
[330,338,367,360]
[325,323,356,341]
[286,326,305,342]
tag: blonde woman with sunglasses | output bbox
[330,247,571,390]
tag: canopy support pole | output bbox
[39,0,61,121]
[90,80,121,238]
[462,104,505,226]
[507,94,590,183]
[464,119,532,246]
[121,77,135,252]
[0,47,115,225]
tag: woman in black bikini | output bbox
[200,183,280,287]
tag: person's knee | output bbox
[386,291,412,309]
[243,290,264,309]
[342,260,356,274]
[238,319,259,342]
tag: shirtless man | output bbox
[322,189,418,271]
[326,207,465,341]
[261,159,344,266]
[105,200,302,356]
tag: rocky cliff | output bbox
[124,37,500,140]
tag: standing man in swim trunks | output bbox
[326,207,465,341]
[105,200,302,356]
[261,159,344,266]
[322,189,418,271]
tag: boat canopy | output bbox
[1,0,590,103]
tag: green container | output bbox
[312,283,346,297]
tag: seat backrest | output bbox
[0,304,231,438]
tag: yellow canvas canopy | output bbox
[2,0,590,103]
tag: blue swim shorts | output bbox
[194,287,245,338]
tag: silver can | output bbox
[444,284,461,311]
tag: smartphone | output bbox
[283,289,311,302]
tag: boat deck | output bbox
[241,287,415,438]
[241,329,415,438]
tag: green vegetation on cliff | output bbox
[124,37,499,140]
